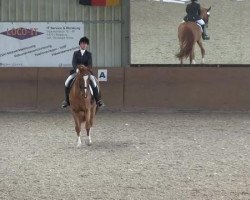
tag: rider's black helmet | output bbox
[79,36,89,45]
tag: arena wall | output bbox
[1,66,250,112]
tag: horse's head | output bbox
[201,6,211,26]
[77,64,91,76]
[76,65,91,98]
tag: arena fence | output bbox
[1,65,250,112]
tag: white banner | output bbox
[0,22,84,67]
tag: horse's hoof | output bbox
[85,139,92,146]
[76,143,82,148]
[76,139,82,148]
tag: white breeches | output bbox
[65,73,76,87]
[196,19,205,26]
[89,75,97,87]
[65,73,97,88]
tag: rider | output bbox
[183,0,210,40]
[61,36,105,108]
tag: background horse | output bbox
[176,7,211,64]
[69,65,97,147]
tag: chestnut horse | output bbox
[176,6,211,64]
[69,65,97,147]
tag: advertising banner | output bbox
[0,22,84,67]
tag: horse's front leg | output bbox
[85,109,92,146]
[85,128,92,146]
[72,111,82,147]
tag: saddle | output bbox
[183,17,203,32]
[195,23,203,32]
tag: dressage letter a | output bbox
[98,69,107,81]
[99,72,106,79]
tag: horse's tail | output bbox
[176,26,195,59]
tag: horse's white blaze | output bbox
[83,75,88,94]
[77,136,82,147]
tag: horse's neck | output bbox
[200,8,207,21]
[74,77,80,88]
[70,78,77,97]
[75,75,90,95]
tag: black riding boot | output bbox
[61,86,70,108]
[201,25,210,40]
[92,86,105,107]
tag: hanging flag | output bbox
[106,0,120,6]
[92,0,106,6]
[79,0,120,6]
[79,0,91,5]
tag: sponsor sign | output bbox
[0,22,84,67]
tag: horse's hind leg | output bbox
[190,49,196,64]
[180,57,183,65]
[73,112,82,147]
[197,40,205,64]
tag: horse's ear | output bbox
[78,66,84,73]
[207,6,211,12]
[77,64,85,70]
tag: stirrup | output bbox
[97,100,105,107]
[61,100,69,108]
[202,35,210,40]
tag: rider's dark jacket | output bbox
[184,2,201,22]
[70,50,92,74]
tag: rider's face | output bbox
[80,42,88,50]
